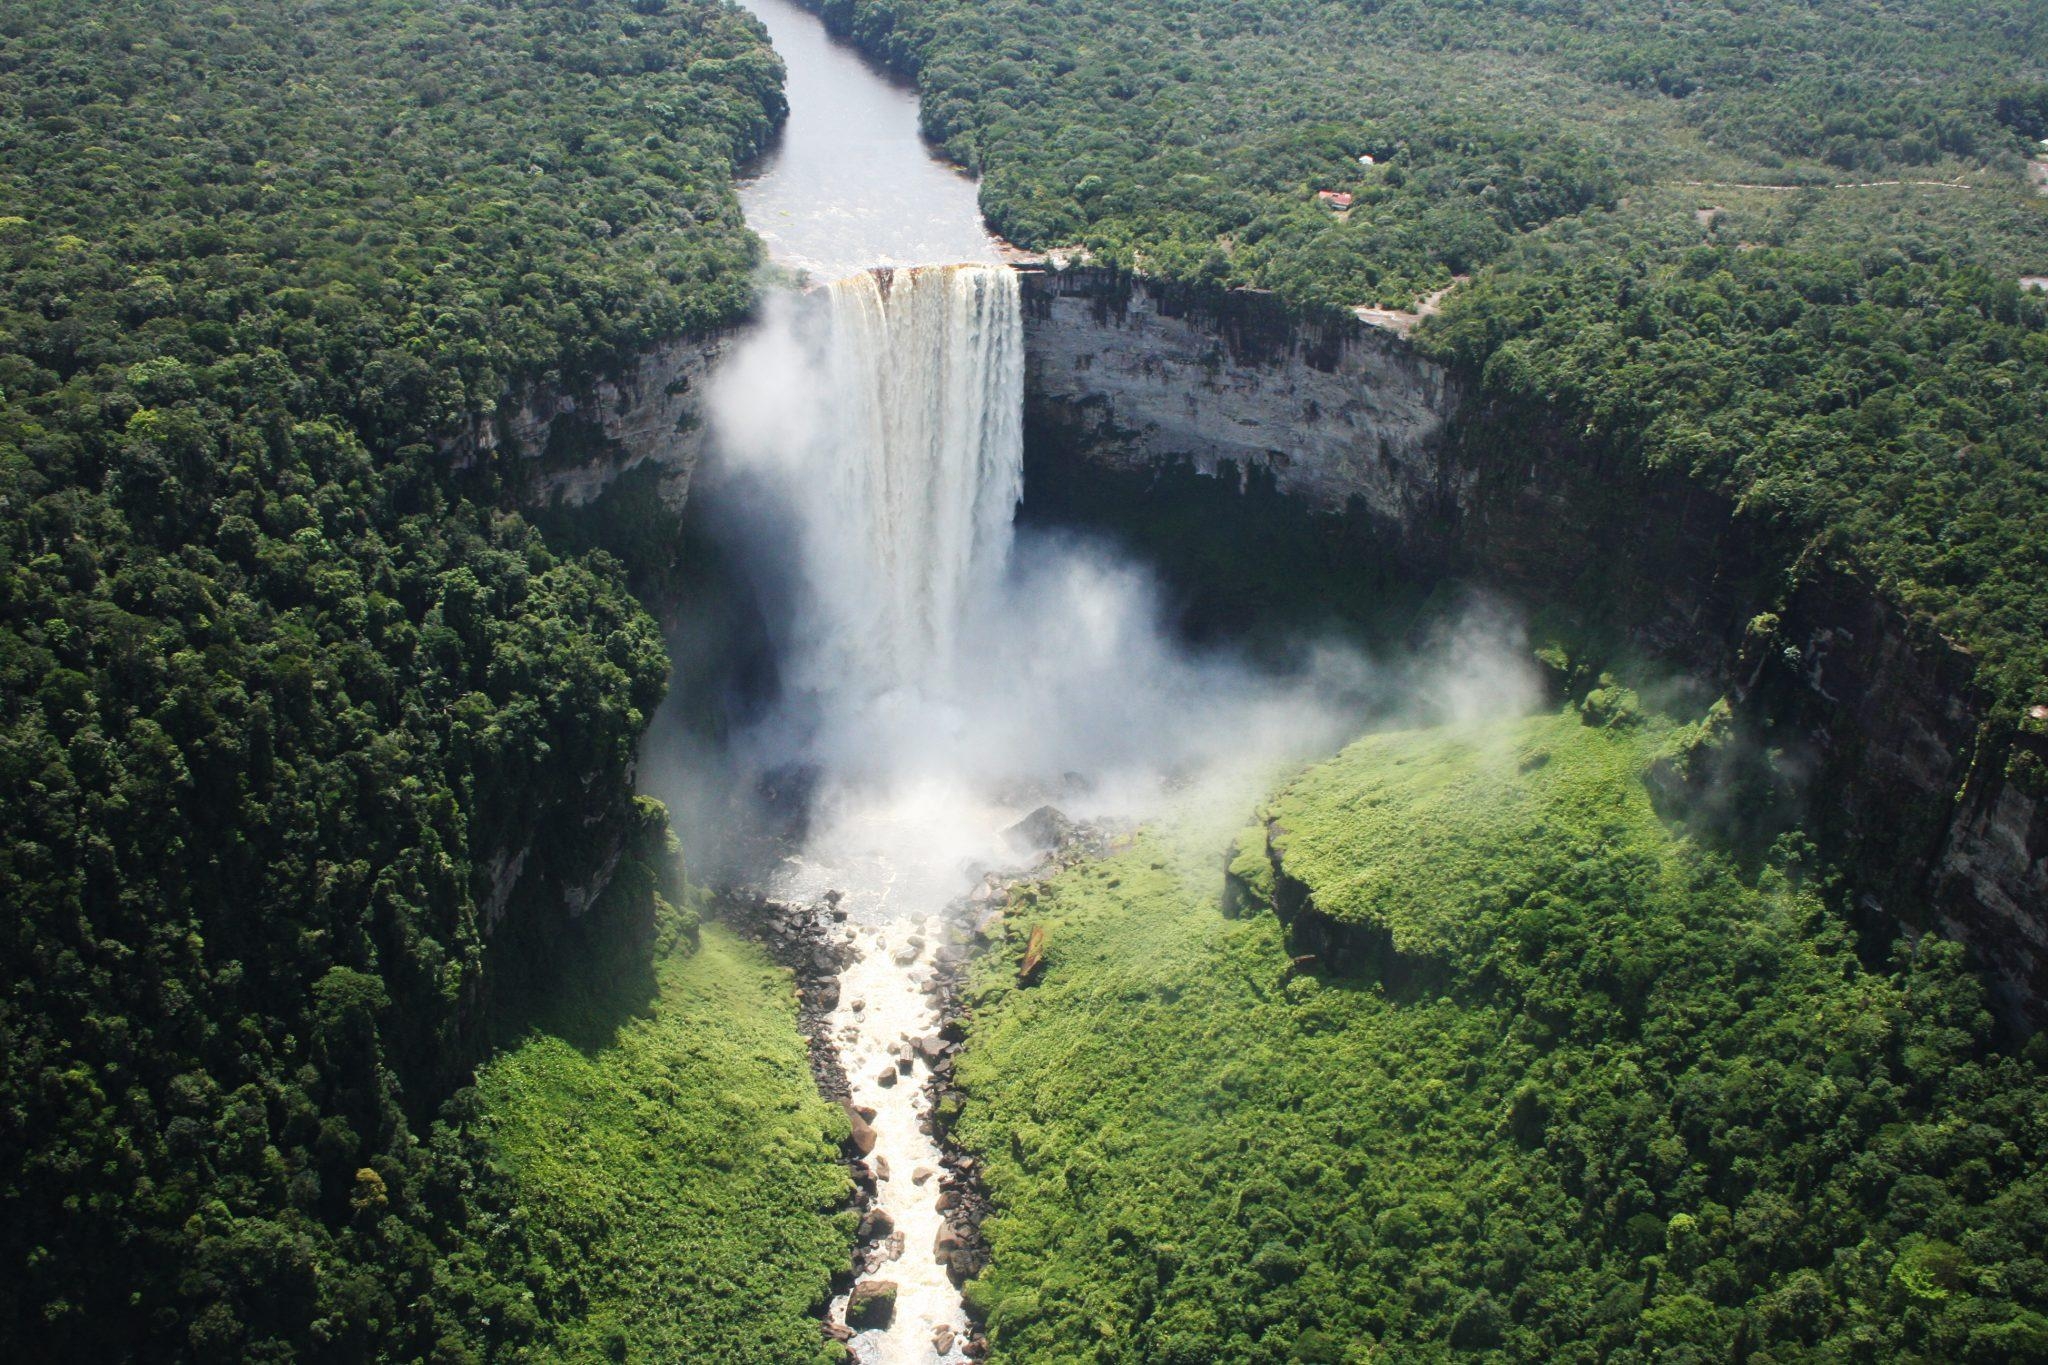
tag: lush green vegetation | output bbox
[475,923,851,1364]
[809,0,2048,713]
[0,0,816,1356]
[7,0,2046,1359]
[956,705,2048,1362]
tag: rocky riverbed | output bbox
[722,803,1110,1363]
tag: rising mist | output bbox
[642,263,1539,913]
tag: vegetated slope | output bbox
[805,0,2048,719]
[475,922,851,1365]
[0,1,808,1357]
[956,707,2048,1363]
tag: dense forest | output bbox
[6,0,2048,1361]
[0,0,836,1357]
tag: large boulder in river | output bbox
[1003,805,1076,854]
[846,1280,898,1329]
[842,1102,877,1156]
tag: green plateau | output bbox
[955,707,2048,1363]
[476,922,850,1364]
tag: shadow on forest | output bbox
[481,829,679,1063]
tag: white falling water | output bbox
[797,264,1023,700]
[796,267,1020,1363]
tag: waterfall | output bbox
[701,262,1026,1364]
[798,264,1023,698]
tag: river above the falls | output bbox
[734,0,998,281]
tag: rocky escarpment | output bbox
[1020,266,1464,534]
[432,331,730,1063]
[1021,264,2047,1030]
[443,332,729,511]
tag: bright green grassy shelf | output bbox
[954,710,2048,1363]
[476,926,853,1365]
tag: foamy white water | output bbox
[780,786,1004,1364]
[827,917,962,1364]
[788,271,1020,1363]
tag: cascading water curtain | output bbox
[802,264,1023,698]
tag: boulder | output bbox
[934,1323,956,1355]
[842,1103,877,1156]
[912,1165,936,1186]
[857,1208,895,1241]
[946,1248,987,1288]
[846,1280,898,1330]
[1003,804,1077,853]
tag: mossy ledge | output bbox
[951,705,2048,1361]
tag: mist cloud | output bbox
[656,270,1540,914]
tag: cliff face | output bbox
[1021,267,1464,531]
[1019,265,2047,1029]
[1934,732,2048,1024]
[428,334,727,1056]
[444,333,729,510]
